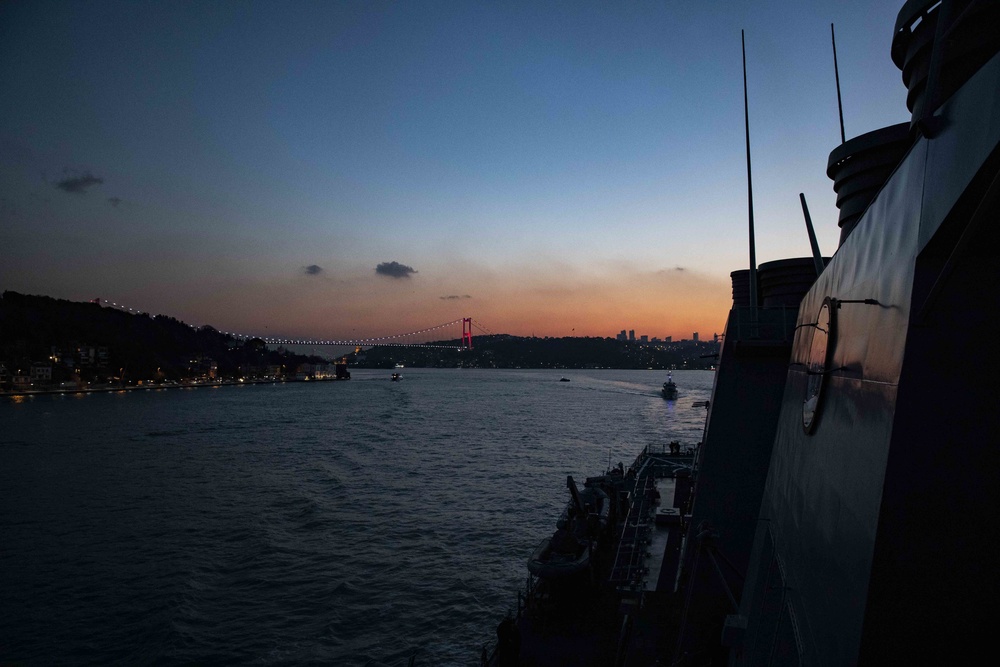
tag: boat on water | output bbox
[526,476,611,579]
[391,372,402,381]
[559,377,570,382]
[661,371,678,399]
[482,2,1000,664]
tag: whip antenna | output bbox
[800,193,825,276]
[742,30,758,319]
[832,23,846,143]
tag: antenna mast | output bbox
[742,30,758,318]
[832,23,846,143]
[799,193,825,276]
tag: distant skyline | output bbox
[1,1,909,340]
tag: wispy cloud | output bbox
[304,264,323,275]
[440,294,472,300]
[375,261,417,278]
[54,171,104,194]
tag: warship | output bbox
[484,0,1000,664]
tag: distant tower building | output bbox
[693,332,699,342]
[713,332,719,343]
[666,336,672,343]
[629,329,636,342]
[640,335,648,344]
[617,330,627,341]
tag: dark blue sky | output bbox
[1,1,907,339]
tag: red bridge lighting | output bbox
[462,317,473,350]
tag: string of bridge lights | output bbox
[97,300,476,348]
[224,319,467,347]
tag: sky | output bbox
[0,0,909,342]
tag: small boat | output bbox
[559,377,570,382]
[661,371,678,399]
[527,476,610,579]
[391,373,401,382]
[526,529,590,579]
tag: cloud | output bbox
[304,264,323,275]
[107,197,122,208]
[375,261,417,278]
[440,294,472,300]
[54,172,104,194]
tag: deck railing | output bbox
[481,444,698,666]
[481,575,533,666]
[609,457,656,589]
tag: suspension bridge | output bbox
[94,300,492,350]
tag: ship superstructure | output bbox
[486,1,1000,664]
[730,1,1000,663]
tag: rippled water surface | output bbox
[1,369,713,665]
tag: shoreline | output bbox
[1,367,716,400]
[1,376,350,399]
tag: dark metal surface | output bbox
[892,0,1000,123]
[734,49,1000,665]
[757,258,830,309]
[731,269,752,308]
[825,123,913,244]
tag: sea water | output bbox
[0,368,713,665]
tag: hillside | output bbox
[1,292,719,389]
[0,291,324,386]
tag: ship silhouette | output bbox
[485,1,1000,664]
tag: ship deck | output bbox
[487,447,696,666]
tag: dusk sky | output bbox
[1,1,908,342]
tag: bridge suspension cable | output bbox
[236,318,469,348]
[95,299,477,349]
[472,318,495,336]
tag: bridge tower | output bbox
[462,318,473,349]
